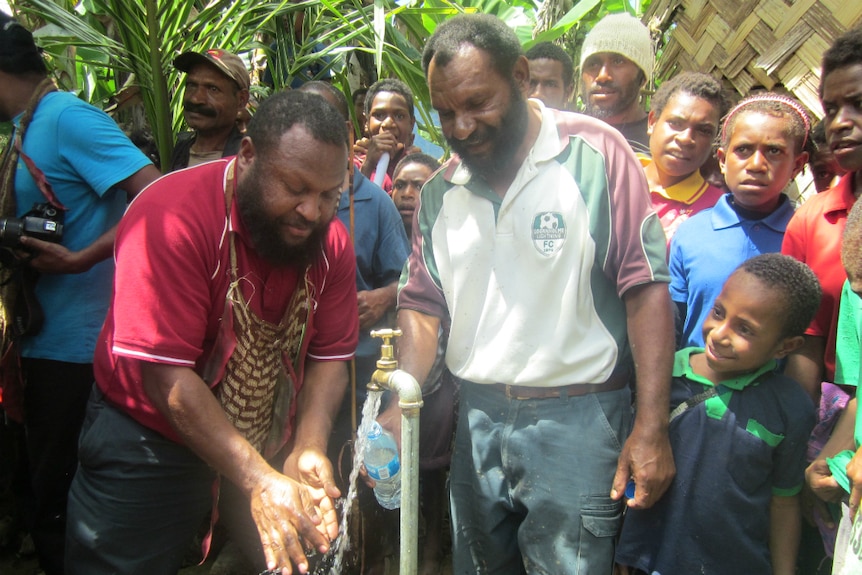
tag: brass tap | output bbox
[369,328,402,391]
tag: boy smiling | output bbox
[617,253,820,575]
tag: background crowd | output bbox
[0,5,861,575]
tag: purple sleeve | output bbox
[396,170,450,323]
[589,120,670,295]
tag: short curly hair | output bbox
[821,25,862,97]
[736,254,821,338]
[364,78,415,120]
[246,90,348,157]
[525,42,574,88]
[650,72,731,121]
[422,13,522,81]
[394,152,440,178]
[299,80,349,120]
[808,119,828,155]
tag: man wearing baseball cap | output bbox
[580,12,655,155]
[169,48,250,171]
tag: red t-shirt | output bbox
[782,173,857,380]
[96,159,359,442]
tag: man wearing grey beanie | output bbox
[580,12,654,155]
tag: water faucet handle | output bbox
[371,328,402,370]
[370,328,403,348]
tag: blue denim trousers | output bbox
[450,382,632,575]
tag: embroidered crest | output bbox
[531,211,566,256]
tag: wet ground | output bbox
[0,526,450,575]
[0,445,449,575]
[0,548,449,575]
[0,548,213,575]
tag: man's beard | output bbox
[447,81,529,180]
[237,164,329,268]
[582,79,641,121]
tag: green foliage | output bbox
[9,0,653,163]
[12,0,298,170]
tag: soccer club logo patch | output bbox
[531,211,566,256]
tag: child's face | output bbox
[366,91,415,147]
[822,63,862,173]
[648,92,720,186]
[392,162,434,230]
[699,270,802,382]
[717,111,808,213]
[808,147,843,192]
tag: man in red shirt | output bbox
[65,90,359,575]
[782,26,862,400]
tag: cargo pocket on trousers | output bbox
[578,494,623,567]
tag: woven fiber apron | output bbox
[217,163,311,456]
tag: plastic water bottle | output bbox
[372,152,390,187]
[364,421,401,509]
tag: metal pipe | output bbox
[368,329,423,574]
[384,369,422,575]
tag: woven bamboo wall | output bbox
[645,0,862,119]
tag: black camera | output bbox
[0,202,64,248]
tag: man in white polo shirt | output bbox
[378,13,676,574]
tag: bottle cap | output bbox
[367,421,382,440]
[625,480,636,500]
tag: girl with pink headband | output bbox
[669,91,811,350]
[721,93,812,156]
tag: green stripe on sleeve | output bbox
[772,484,802,497]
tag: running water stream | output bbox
[312,390,383,574]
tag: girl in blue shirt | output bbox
[670,93,812,349]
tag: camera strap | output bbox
[14,142,66,212]
[1,78,63,214]
[0,78,61,352]
[9,82,66,212]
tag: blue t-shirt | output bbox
[669,193,795,347]
[337,167,409,358]
[616,348,815,574]
[13,91,152,363]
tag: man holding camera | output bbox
[0,13,159,574]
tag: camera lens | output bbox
[0,218,24,248]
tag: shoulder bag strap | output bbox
[669,385,721,424]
